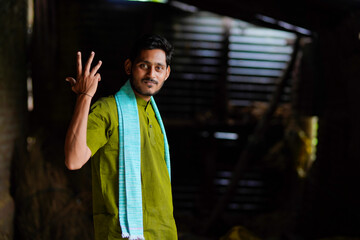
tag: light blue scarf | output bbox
[114,80,171,240]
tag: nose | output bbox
[147,66,156,79]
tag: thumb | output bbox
[65,77,77,86]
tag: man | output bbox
[64,34,177,240]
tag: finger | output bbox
[90,60,102,76]
[84,51,95,73]
[95,73,101,82]
[76,52,82,78]
[65,77,77,87]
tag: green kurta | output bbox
[87,95,177,240]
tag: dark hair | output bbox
[129,34,174,66]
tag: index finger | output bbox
[84,51,95,73]
[76,51,82,78]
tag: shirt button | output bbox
[150,124,152,128]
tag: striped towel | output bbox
[114,80,171,240]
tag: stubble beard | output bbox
[130,77,164,97]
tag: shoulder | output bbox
[89,95,118,124]
[90,95,116,112]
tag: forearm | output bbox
[64,94,92,170]
[65,51,102,169]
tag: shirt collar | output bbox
[135,95,151,110]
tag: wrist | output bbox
[78,92,93,98]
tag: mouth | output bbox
[142,79,158,86]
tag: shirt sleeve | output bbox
[87,98,112,157]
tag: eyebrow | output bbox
[137,60,166,67]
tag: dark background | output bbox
[1,0,360,239]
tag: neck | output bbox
[133,90,151,102]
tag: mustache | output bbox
[142,78,158,84]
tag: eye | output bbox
[139,63,148,70]
[155,66,164,72]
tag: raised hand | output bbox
[65,51,102,97]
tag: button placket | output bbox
[146,109,156,145]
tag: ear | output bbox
[124,59,132,75]
[165,65,171,81]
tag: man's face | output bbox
[125,49,170,101]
